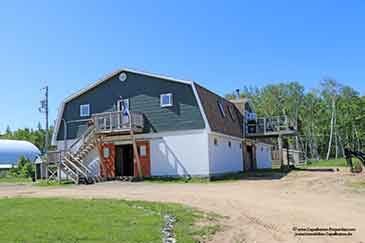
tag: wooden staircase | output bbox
[58,125,98,184]
[46,111,144,184]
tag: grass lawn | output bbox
[0,198,220,243]
[0,176,31,184]
[303,159,348,167]
[34,180,75,187]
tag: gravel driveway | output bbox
[1,170,364,243]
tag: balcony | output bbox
[246,115,297,137]
[92,111,144,134]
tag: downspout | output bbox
[62,119,68,151]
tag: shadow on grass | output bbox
[293,167,336,172]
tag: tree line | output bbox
[227,79,365,160]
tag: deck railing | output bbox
[92,111,144,133]
[46,150,66,163]
[246,115,296,136]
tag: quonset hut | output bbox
[0,139,40,169]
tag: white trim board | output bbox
[192,82,211,132]
[209,131,244,141]
[100,129,208,143]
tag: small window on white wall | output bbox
[160,93,173,107]
[228,141,232,148]
[214,138,218,146]
[139,145,147,157]
[80,104,90,117]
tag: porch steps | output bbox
[59,126,97,184]
[49,113,144,184]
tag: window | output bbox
[119,72,127,82]
[160,93,173,107]
[103,147,110,158]
[139,145,147,157]
[80,104,90,117]
[217,101,225,117]
[228,106,236,121]
[228,141,232,148]
[214,138,218,146]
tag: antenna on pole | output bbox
[39,86,49,154]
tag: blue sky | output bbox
[1,0,365,132]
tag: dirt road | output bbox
[1,170,364,243]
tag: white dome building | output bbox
[0,140,41,169]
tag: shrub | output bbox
[8,156,35,178]
[352,163,363,173]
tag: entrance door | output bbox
[246,145,254,170]
[115,144,134,176]
[117,99,129,128]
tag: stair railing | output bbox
[69,125,96,154]
[60,162,79,183]
[65,152,93,175]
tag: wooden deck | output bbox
[246,115,297,138]
[92,111,144,134]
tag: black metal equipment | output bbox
[344,148,365,173]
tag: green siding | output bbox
[57,71,205,140]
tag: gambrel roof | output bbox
[52,68,244,145]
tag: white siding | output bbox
[83,148,100,177]
[256,143,272,169]
[208,134,243,175]
[150,131,209,176]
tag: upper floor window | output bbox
[80,104,90,117]
[160,93,173,107]
[217,101,225,118]
[228,106,236,121]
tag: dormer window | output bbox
[160,93,173,107]
[217,101,225,118]
[228,106,236,121]
[80,104,90,117]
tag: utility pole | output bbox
[38,86,49,179]
[39,86,49,154]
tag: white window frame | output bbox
[139,145,147,157]
[160,93,173,107]
[80,104,90,117]
[217,101,225,117]
[117,99,129,112]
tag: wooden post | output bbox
[278,134,284,169]
[110,112,113,132]
[57,162,61,183]
[130,113,143,179]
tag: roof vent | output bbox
[119,72,127,82]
